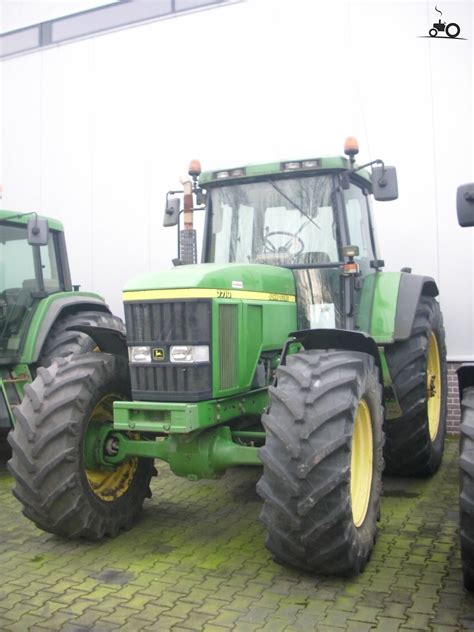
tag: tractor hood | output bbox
[123,263,296,301]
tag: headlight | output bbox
[170,345,209,363]
[302,159,320,168]
[128,346,151,363]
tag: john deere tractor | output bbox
[8,140,447,575]
[456,183,474,590]
[0,210,123,442]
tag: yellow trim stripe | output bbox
[123,288,296,303]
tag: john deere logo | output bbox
[153,348,165,361]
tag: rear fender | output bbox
[393,273,439,340]
[30,295,110,362]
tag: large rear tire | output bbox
[460,387,474,591]
[257,349,384,576]
[38,310,125,367]
[8,353,153,539]
[384,296,447,476]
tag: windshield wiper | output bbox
[267,180,321,232]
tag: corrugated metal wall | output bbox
[0,0,473,358]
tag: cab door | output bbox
[342,179,380,334]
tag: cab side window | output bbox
[344,183,375,273]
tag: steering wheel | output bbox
[263,231,305,256]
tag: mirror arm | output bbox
[342,158,388,189]
[344,158,385,176]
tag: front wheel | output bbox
[8,353,154,539]
[257,349,384,576]
[429,28,438,37]
[460,387,474,590]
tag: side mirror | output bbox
[27,217,49,246]
[457,183,474,227]
[163,197,180,227]
[195,189,207,206]
[372,166,398,201]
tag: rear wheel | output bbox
[38,310,125,367]
[460,387,474,591]
[384,296,447,476]
[257,349,384,576]
[8,353,153,539]
[446,22,460,38]
[2,311,124,445]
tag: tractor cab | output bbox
[0,212,72,362]
[165,139,398,331]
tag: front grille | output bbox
[219,304,238,390]
[125,299,212,402]
[125,301,210,343]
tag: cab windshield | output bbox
[0,222,61,356]
[207,175,339,265]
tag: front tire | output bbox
[8,353,153,539]
[257,350,384,576]
[460,387,474,590]
[384,296,447,476]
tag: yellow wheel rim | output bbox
[85,394,138,502]
[351,399,373,528]
[427,332,442,441]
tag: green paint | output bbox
[20,291,105,364]
[199,156,371,187]
[83,419,116,471]
[355,272,376,334]
[105,426,261,480]
[210,298,296,398]
[0,364,32,429]
[113,389,269,434]
[378,347,402,420]
[124,262,296,296]
[369,272,402,343]
[0,209,64,231]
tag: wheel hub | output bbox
[426,332,442,441]
[84,393,138,502]
[350,399,373,528]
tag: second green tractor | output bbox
[8,140,447,575]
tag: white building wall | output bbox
[1,0,473,358]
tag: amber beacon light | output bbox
[344,136,359,159]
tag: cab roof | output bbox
[0,210,64,232]
[199,155,372,187]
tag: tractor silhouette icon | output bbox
[429,5,460,38]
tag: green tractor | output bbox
[0,210,123,442]
[456,182,474,590]
[8,140,447,575]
